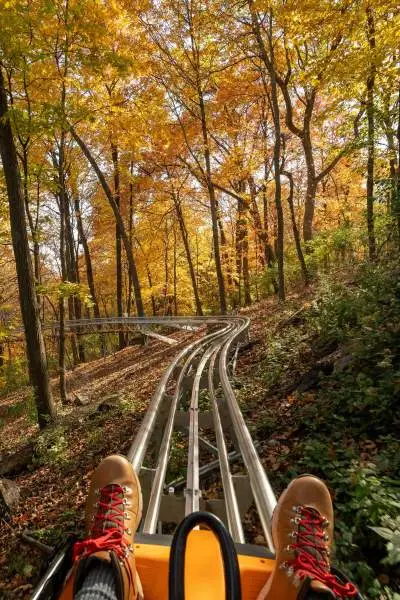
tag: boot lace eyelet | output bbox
[290,516,301,524]
[281,506,358,598]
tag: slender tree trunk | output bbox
[366,5,377,260]
[171,191,203,315]
[236,203,242,307]
[248,176,275,268]
[184,1,226,313]
[71,127,144,316]
[217,211,233,290]
[283,172,310,284]
[57,133,68,403]
[235,181,251,306]
[147,267,157,316]
[127,162,134,317]
[111,143,125,348]
[198,91,227,313]
[0,68,56,427]
[64,192,81,365]
[73,195,101,319]
[163,220,170,315]
[261,116,276,266]
[242,235,251,305]
[303,161,317,244]
[173,224,178,315]
[249,2,285,299]
[73,248,86,362]
[21,149,40,279]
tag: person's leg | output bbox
[58,455,143,600]
[75,558,117,600]
[257,475,359,600]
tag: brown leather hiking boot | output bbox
[257,475,358,600]
[69,454,143,600]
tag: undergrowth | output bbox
[251,258,400,598]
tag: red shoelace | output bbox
[288,507,358,598]
[73,484,128,561]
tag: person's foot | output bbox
[72,454,143,600]
[257,475,358,600]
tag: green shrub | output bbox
[254,257,400,597]
[0,357,29,396]
[34,426,69,468]
[371,515,400,566]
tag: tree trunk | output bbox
[249,2,285,299]
[172,191,203,315]
[217,210,233,290]
[127,162,134,317]
[184,2,226,313]
[73,245,86,362]
[57,133,68,404]
[173,224,178,315]
[64,192,81,365]
[197,89,227,313]
[71,127,144,316]
[21,148,41,287]
[235,181,251,306]
[366,6,377,260]
[73,195,101,319]
[147,267,157,316]
[111,143,125,349]
[303,168,317,244]
[253,182,275,267]
[261,115,276,266]
[0,68,56,427]
[283,172,310,285]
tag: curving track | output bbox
[31,315,278,599]
[59,316,277,547]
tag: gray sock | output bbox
[75,558,118,600]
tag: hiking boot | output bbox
[69,454,143,600]
[257,475,358,600]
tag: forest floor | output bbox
[0,328,197,598]
[0,265,399,598]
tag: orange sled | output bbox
[32,512,275,599]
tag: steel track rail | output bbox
[127,317,230,471]
[125,315,277,550]
[142,323,232,533]
[24,315,277,549]
[219,318,277,549]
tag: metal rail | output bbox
[124,315,277,548]
[22,314,276,548]
[142,324,230,533]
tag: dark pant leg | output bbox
[74,559,118,600]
